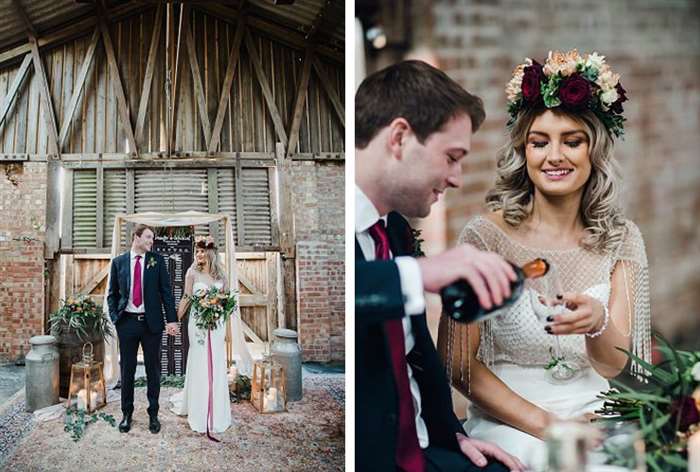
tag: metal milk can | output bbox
[270,328,303,401]
[25,335,60,412]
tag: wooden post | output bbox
[275,142,296,329]
[286,48,313,158]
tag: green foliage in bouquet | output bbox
[188,287,238,332]
[597,334,700,472]
[49,295,114,342]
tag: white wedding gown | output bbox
[170,275,232,433]
[445,215,652,470]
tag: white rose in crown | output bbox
[691,361,700,382]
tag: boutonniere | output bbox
[411,228,425,257]
[146,256,157,269]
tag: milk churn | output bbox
[25,335,60,412]
[270,328,303,401]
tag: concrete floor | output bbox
[0,364,25,407]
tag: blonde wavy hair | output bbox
[193,247,227,282]
[485,107,627,253]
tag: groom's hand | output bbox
[165,322,179,336]
[417,244,517,310]
[456,433,525,472]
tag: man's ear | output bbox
[387,118,411,159]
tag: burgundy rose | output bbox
[610,82,628,114]
[671,396,700,432]
[521,61,544,105]
[558,74,591,109]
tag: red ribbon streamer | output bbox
[206,329,220,442]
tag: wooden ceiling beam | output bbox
[98,10,138,155]
[183,5,212,146]
[311,56,344,128]
[58,26,100,150]
[0,53,32,129]
[196,4,342,64]
[209,17,246,153]
[0,4,149,69]
[134,5,163,145]
[244,28,288,148]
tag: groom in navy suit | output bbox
[107,224,179,434]
[355,61,524,472]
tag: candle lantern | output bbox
[251,359,286,413]
[65,343,106,413]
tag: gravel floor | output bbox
[0,373,344,472]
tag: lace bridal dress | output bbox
[171,269,232,434]
[441,216,652,469]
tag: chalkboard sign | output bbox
[153,235,193,375]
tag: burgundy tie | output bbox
[133,255,143,308]
[368,221,425,472]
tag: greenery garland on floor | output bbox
[597,334,700,472]
[133,374,185,388]
[64,408,116,442]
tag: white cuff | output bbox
[394,256,426,316]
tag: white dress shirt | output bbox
[355,185,430,448]
[125,250,146,313]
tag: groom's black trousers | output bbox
[424,447,510,472]
[116,313,163,417]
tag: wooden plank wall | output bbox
[57,252,278,339]
[0,8,343,155]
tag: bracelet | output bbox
[586,302,609,338]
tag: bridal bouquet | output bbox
[188,287,238,333]
[596,334,700,471]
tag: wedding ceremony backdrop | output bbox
[0,0,345,365]
[358,0,700,350]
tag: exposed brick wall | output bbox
[0,162,47,362]
[425,0,700,345]
[291,161,345,362]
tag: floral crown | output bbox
[195,235,216,250]
[505,50,628,138]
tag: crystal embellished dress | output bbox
[170,270,232,434]
[440,215,652,469]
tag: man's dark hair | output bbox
[355,60,485,149]
[132,224,154,241]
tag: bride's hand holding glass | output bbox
[545,293,606,336]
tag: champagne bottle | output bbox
[440,258,549,323]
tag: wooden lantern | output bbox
[251,359,286,413]
[65,343,106,413]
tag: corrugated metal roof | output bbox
[0,0,344,59]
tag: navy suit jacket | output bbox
[107,251,177,334]
[356,212,463,472]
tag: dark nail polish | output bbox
[545,326,552,333]
[546,316,553,322]
[556,294,563,300]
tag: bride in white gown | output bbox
[439,50,652,470]
[170,236,232,436]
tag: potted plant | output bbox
[49,295,114,397]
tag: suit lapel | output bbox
[386,212,410,257]
[121,252,131,294]
[355,239,366,262]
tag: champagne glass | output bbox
[531,262,577,383]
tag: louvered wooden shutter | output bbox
[104,170,127,249]
[73,170,97,248]
[241,168,272,246]
[134,169,209,237]
[216,168,238,245]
